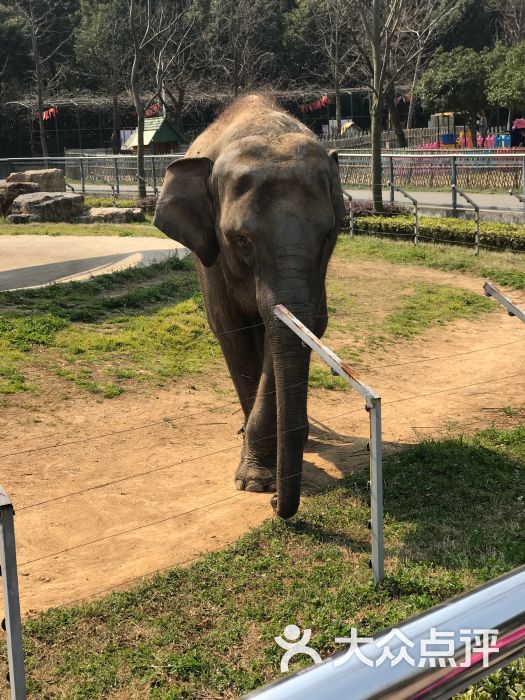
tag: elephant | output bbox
[154,94,345,519]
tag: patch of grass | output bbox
[385,283,494,338]
[308,362,348,390]
[0,221,163,238]
[336,235,525,290]
[0,364,32,394]
[0,256,220,396]
[6,428,523,698]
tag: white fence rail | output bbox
[273,305,384,583]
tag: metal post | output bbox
[452,185,480,255]
[79,157,85,195]
[475,208,480,256]
[451,156,457,216]
[414,201,419,245]
[345,193,354,236]
[0,488,27,700]
[389,157,394,203]
[114,158,120,197]
[367,397,384,583]
[522,156,525,211]
[152,157,157,195]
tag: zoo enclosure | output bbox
[2,152,525,198]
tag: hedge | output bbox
[349,215,525,252]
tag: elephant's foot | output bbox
[235,455,276,493]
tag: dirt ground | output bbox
[1,259,524,616]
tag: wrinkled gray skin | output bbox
[154,95,345,519]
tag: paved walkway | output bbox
[0,235,187,291]
[345,188,525,212]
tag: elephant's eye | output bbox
[235,236,251,251]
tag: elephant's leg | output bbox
[235,338,278,493]
[215,322,264,423]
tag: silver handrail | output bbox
[244,565,525,700]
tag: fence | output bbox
[2,151,525,198]
[322,125,509,150]
[338,152,525,195]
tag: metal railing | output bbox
[244,565,525,700]
[273,305,384,583]
[452,185,480,255]
[389,182,419,244]
[0,487,26,700]
[484,282,525,323]
[338,152,525,202]
[2,152,525,204]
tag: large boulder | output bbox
[87,207,145,223]
[0,181,40,216]
[8,192,85,223]
[6,168,65,192]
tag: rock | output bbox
[10,192,85,222]
[0,181,40,216]
[6,213,33,224]
[87,207,145,223]
[7,168,65,192]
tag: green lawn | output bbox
[0,249,496,397]
[6,427,523,699]
[336,235,525,290]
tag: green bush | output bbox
[351,215,525,251]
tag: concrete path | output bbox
[345,188,525,212]
[0,235,187,291]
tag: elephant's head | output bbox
[154,134,345,518]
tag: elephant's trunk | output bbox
[264,287,313,519]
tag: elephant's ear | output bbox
[327,150,345,229]
[154,157,219,267]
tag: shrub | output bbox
[136,195,158,214]
[348,215,525,251]
[347,198,410,218]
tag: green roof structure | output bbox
[122,117,184,150]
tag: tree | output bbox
[76,0,130,153]
[417,46,487,147]
[129,0,180,197]
[206,0,280,96]
[12,0,77,157]
[348,0,460,210]
[285,0,354,135]
[495,0,525,45]
[0,3,29,98]
[486,41,525,127]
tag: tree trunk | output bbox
[370,0,383,211]
[335,82,341,136]
[507,107,513,131]
[31,22,48,158]
[406,51,421,130]
[386,85,407,148]
[130,0,146,198]
[370,94,383,211]
[468,117,478,149]
[111,86,121,155]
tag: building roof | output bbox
[122,117,183,149]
